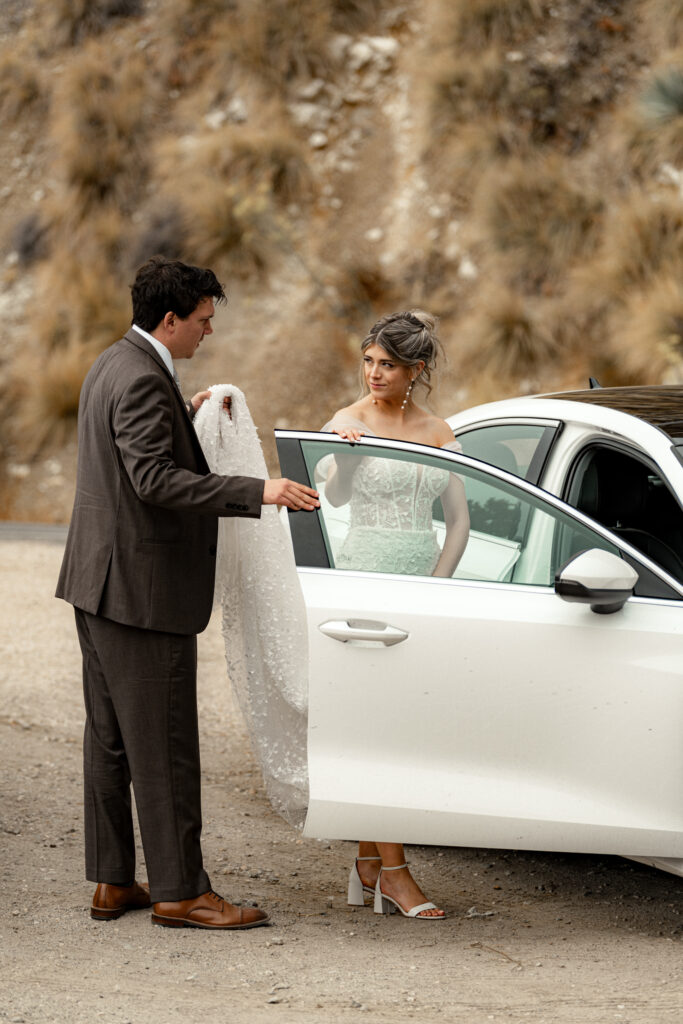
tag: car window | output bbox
[300,440,620,587]
[455,423,557,483]
[566,444,683,583]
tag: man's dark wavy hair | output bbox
[131,255,227,331]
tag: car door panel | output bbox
[301,568,683,855]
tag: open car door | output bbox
[276,430,683,865]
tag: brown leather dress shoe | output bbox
[151,890,270,930]
[91,881,151,921]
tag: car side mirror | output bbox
[554,549,639,614]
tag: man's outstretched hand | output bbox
[263,479,320,511]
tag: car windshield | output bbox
[540,386,683,442]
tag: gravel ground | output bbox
[1,537,683,1024]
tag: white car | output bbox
[275,385,683,877]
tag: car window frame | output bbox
[453,417,562,485]
[275,429,683,600]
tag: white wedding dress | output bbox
[194,386,309,829]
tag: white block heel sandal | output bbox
[347,856,381,906]
[373,864,445,920]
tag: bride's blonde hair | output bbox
[360,309,443,398]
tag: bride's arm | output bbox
[321,418,365,508]
[432,475,470,577]
[324,447,362,507]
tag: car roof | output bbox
[538,385,683,441]
[447,385,683,446]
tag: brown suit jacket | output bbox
[56,329,264,635]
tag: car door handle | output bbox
[318,619,409,646]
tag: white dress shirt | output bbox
[132,323,177,383]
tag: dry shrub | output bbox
[157,124,312,274]
[13,211,131,456]
[428,48,511,134]
[622,57,683,175]
[590,192,683,298]
[459,290,558,382]
[473,157,602,289]
[642,0,683,50]
[130,204,189,270]
[30,229,131,355]
[164,0,237,38]
[426,118,525,204]
[236,0,333,87]
[536,290,630,389]
[11,213,50,266]
[51,42,150,213]
[640,66,683,126]
[200,127,313,205]
[36,0,144,46]
[13,341,93,455]
[159,0,242,91]
[329,0,383,32]
[335,261,399,323]
[0,50,43,120]
[439,0,546,49]
[179,178,274,274]
[427,46,566,150]
[613,277,683,384]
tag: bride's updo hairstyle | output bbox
[361,309,443,398]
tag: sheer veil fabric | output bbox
[194,385,309,829]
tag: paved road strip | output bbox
[0,521,68,542]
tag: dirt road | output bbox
[1,538,682,1023]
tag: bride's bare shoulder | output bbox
[330,400,370,422]
[426,413,456,447]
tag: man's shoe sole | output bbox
[151,912,270,930]
[91,903,151,921]
[91,906,127,921]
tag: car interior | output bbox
[566,445,683,583]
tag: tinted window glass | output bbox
[301,440,620,587]
[456,424,550,480]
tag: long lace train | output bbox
[193,385,309,828]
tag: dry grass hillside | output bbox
[1,0,683,521]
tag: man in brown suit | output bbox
[56,256,318,929]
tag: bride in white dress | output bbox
[323,309,470,919]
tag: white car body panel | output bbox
[445,395,683,878]
[300,567,683,856]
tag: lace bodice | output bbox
[321,415,460,576]
[347,457,449,532]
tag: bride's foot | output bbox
[377,865,445,919]
[348,857,382,906]
[356,857,381,893]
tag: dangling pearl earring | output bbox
[401,377,415,412]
